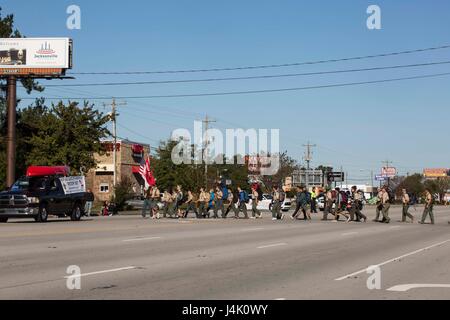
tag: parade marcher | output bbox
[292,186,305,220]
[310,187,318,213]
[381,187,391,223]
[419,189,435,225]
[222,187,233,218]
[401,189,414,223]
[170,189,179,218]
[213,186,224,219]
[198,188,208,218]
[175,185,184,218]
[349,186,367,222]
[162,189,172,218]
[373,188,383,222]
[251,186,262,219]
[271,186,284,221]
[322,187,334,221]
[184,190,198,218]
[205,188,215,218]
[225,189,239,218]
[237,186,249,219]
[150,185,161,219]
[333,187,351,222]
[141,187,152,218]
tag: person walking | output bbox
[381,187,391,223]
[150,185,161,219]
[333,187,351,222]
[84,189,93,217]
[198,188,208,218]
[310,187,318,213]
[141,187,152,218]
[401,189,414,223]
[291,186,304,220]
[184,190,198,218]
[251,185,262,219]
[175,185,184,218]
[271,186,284,221]
[161,189,172,218]
[419,189,435,225]
[322,187,334,221]
[205,188,215,218]
[225,188,239,218]
[237,186,249,219]
[349,186,367,222]
[213,186,223,219]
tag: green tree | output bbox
[396,174,424,197]
[23,101,110,174]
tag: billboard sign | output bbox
[327,172,345,182]
[0,38,72,76]
[381,167,396,178]
[423,168,449,178]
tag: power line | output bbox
[18,71,450,100]
[43,60,450,87]
[68,44,450,75]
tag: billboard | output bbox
[381,167,396,178]
[0,38,72,76]
[423,168,449,178]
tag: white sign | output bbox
[381,167,396,178]
[0,38,71,69]
[59,176,86,195]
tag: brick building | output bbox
[86,139,151,203]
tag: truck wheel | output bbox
[36,206,48,223]
[0,217,8,223]
[71,204,82,221]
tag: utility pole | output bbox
[202,114,216,189]
[6,76,17,187]
[104,98,126,193]
[303,142,316,191]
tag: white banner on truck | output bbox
[59,176,86,195]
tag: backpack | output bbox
[243,191,250,203]
[305,192,311,204]
[279,191,286,203]
[340,191,348,204]
[222,187,228,201]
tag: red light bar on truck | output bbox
[26,166,70,177]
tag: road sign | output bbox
[381,167,396,178]
[375,175,388,181]
[327,172,345,182]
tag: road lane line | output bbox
[275,298,286,300]
[335,239,450,281]
[242,227,265,232]
[342,232,358,236]
[257,243,287,249]
[64,266,137,279]
[387,284,450,292]
[122,237,162,242]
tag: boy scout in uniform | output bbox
[198,188,208,218]
[251,186,262,219]
[213,187,223,219]
[419,189,435,225]
[184,190,198,218]
[150,185,161,219]
[224,189,238,218]
[401,189,414,223]
[271,186,282,221]
[162,190,172,218]
[349,186,366,222]
[381,188,391,223]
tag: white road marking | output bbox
[387,284,450,292]
[64,266,137,279]
[122,237,162,242]
[242,227,265,232]
[257,243,287,249]
[335,239,450,281]
[275,298,286,300]
[342,232,358,236]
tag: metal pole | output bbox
[6,76,17,187]
[112,99,117,190]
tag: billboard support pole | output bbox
[6,75,17,187]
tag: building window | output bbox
[99,184,110,193]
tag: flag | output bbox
[139,156,156,190]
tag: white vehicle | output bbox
[246,194,291,212]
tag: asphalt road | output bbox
[1,205,449,300]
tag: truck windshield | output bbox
[10,177,47,192]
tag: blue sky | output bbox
[3,0,450,184]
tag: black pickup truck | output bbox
[0,175,94,223]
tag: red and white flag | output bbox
[139,156,156,190]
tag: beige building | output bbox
[86,139,151,203]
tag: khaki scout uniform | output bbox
[272,190,281,219]
[420,192,435,224]
[402,193,414,222]
[252,189,261,218]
